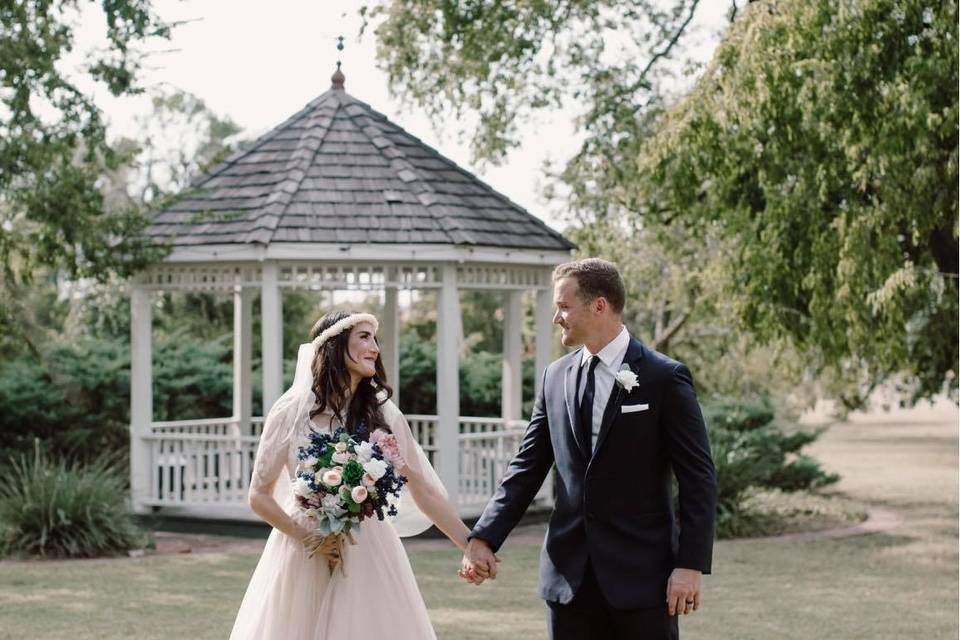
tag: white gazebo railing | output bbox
[142,415,553,518]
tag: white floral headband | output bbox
[311,313,379,350]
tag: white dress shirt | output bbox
[578,326,631,451]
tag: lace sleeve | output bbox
[381,399,447,537]
[382,400,425,479]
[250,404,291,494]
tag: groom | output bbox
[461,258,717,639]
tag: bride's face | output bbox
[344,322,380,380]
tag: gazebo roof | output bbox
[146,70,574,252]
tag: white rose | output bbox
[334,442,348,453]
[615,368,639,392]
[356,441,374,462]
[293,477,312,497]
[362,472,376,487]
[363,458,388,481]
[321,469,342,487]
[351,485,368,503]
[331,451,350,465]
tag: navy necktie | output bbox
[579,356,600,454]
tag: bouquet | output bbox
[293,427,407,574]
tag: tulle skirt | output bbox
[229,510,436,640]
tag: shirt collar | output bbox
[580,325,630,369]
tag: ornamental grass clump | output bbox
[0,443,143,558]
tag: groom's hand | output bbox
[666,568,703,616]
[460,538,500,584]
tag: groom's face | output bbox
[553,277,595,347]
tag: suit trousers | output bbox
[546,561,679,640]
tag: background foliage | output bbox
[368,0,959,409]
[642,0,958,407]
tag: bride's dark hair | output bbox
[309,310,393,437]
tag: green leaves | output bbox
[0,0,171,285]
[643,0,958,406]
[368,0,702,165]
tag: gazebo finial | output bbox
[331,35,345,90]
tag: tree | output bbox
[127,89,243,205]
[641,0,958,406]
[0,1,171,347]
[370,0,958,407]
[365,0,812,405]
[365,0,716,164]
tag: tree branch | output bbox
[637,0,703,86]
[650,307,693,352]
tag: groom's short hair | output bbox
[553,258,626,314]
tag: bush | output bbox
[0,339,130,464]
[702,394,840,538]
[152,328,234,421]
[0,329,240,463]
[397,332,438,415]
[0,444,144,558]
[396,331,536,417]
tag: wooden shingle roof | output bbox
[147,73,573,252]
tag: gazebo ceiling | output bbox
[146,69,574,253]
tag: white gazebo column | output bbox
[129,285,153,513]
[233,286,253,430]
[382,273,400,404]
[261,263,284,414]
[230,284,253,490]
[436,265,461,508]
[502,290,524,422]
[534,285,554,397]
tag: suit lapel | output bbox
[591,337,646,457]
[564,351,589,459]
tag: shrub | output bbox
[152,328,233,421]
[702,394,840,538]
[396,332,536,417]
[0,329,238,463]
[0,444,144,558]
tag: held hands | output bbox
[666,567,703,616]
[458,538,500,585]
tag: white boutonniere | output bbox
[615,364,639,392]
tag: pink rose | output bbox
[371,431,405,467]
[321,469,342,487]
[362,472,376,487]
[351,485,368,503]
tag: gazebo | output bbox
[129,67,574,519]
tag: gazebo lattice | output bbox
[128,68,574,519]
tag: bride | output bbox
[230,310,473,639]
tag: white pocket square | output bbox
[621,403,649,414]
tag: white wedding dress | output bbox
[229,360,439,639]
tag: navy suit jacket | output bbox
[470,336,717,609]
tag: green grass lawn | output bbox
[1,402,956,639]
